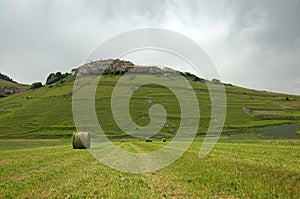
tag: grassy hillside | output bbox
[0,79,29,97]
[0,75,299,139]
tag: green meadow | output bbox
[0,139,299,198]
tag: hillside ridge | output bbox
[0,79,29,98]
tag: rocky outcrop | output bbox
[0,86,28,97]
[71,59,180,76]
[71,59,135,76]
[70,58,210,83]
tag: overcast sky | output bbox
[0,0,299,95]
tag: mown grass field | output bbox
[0,139,299,198]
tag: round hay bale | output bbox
[72,132,90,149]
[145,137,152,142]
[162,138,166,142]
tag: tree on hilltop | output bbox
[46,72,69,85]
[0,73,16,83]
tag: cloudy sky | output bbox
[0,0,299,95]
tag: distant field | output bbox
[0,139,299,198]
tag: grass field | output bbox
[0,139,299,198]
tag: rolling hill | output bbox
[0,59,299,139]
[0,79,29,98]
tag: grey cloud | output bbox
[0,0,299,95]
[229,0,300,51]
